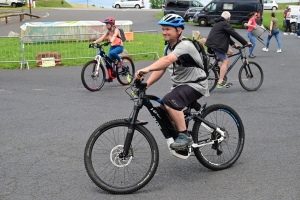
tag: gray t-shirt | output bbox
[165,38,209,97]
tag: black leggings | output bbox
[285,19,292,33]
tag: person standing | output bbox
[262,12,282,53]
[247,12,258,58]
[284,8,294,35]
[297,9,300,38]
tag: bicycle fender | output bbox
[124,118,148,125]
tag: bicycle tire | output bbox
[238,61,263,91]
[208,65,219,92]
[84,119,159,194]
[116,56,135,85]
[192,104,245,171]
[81,60,106,91]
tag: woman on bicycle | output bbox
[93,17,124,77]
[135,14,209,150]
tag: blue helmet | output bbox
[158,14,185,28]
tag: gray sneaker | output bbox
[249,54,256,58]
[170,133,193,150]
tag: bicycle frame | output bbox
[121,81,226,157]
[210,46,249,77]
[90,43,115,77]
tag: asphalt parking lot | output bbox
[1,8,300,200]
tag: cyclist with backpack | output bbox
[93,17,123,79]
[135,14,209,151]
[205,11,252,89]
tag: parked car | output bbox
[193,0,263,28]
[263,0,278,11]
[112,0,145,9]
[163,0,204,17]
[0,0,25,7]
[183,7,204,22]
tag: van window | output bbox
[192,1,203,7]
[223,3,233,10]
[177,1,190,8]
[206,2,217,12]
[237,3,256,12]
[167,0,176,7]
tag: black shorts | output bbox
[162,85,203,111]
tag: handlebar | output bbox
[235,44,252,50]
[88,41,111,48]
[133,71,146,88]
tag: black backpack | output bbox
[164,38,209,80]
[118,27,126,42]
[107,27,126,42]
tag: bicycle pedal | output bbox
[105,78,113,83]
[174,149,189,156]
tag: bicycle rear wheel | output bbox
[117,56,135,85]
[84,119,159,194]
[238,61,263,91]
[81,60,106,91]
[208,65,219,92]
[192,104,245,171]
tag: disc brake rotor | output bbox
[110,145,133,167]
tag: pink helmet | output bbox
[103,17,115,25]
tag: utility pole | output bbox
[87,0,88,8]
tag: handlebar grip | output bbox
[104,41,111,46]
[138,71,144,76]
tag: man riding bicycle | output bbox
[205,11,252,89]
[135,14,209,150]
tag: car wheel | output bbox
[272,6,277,11]
[242,20,248,29]
[198,18,207,26]
[135,4,140,9]
[188,16,193,23]
[11,3,17,7]
[115,4,121,9]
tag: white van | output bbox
[0,0,25,7]
[283,5,300,32]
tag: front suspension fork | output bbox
[121,103,142,158]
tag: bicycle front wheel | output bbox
[208,65,219,92]
[192,104,245,171]
[238,61,263,91]
[117,56,135,85]
[81,60,106,91]
[84,119,159,194]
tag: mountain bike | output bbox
[84,76,245,194]
[81,42,135,91]
[207,45,264,92]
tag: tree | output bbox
[150,0,163,9]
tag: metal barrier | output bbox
[0,30,159,69]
